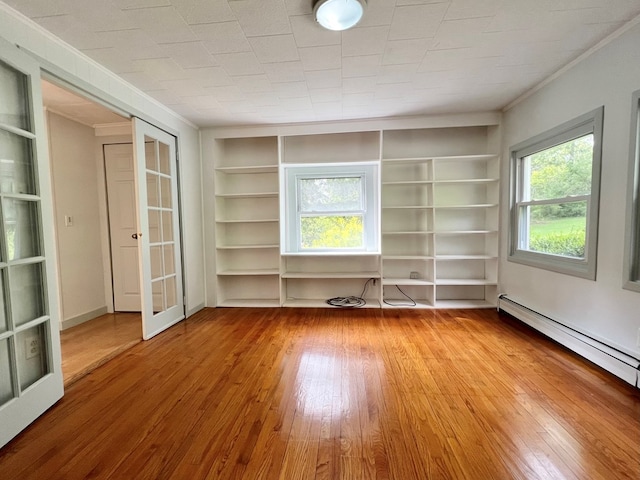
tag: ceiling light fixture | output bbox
[314,0,365,31]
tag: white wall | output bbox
[0,4,205,315]
[47,112,108,328]
[500,21,640,358]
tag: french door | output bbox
[132,118,184,339]
[0,40,63,447]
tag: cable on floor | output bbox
[383,284,417,307]
[326,278,375,308]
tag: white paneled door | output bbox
[132,118,184,340]
[0,40,63,447]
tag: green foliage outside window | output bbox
[300,215,363,249]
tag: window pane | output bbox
[0,129,36,195]
[0,60,30,131]
[4,199,41,261]
[526,134,593,201]
[145,138,157,171]
[301,215,363,249]
[0,338,14,405]
[11,262,46,326]
[299,177,363,212]
[525,201,587,258]
[16,323,49,391]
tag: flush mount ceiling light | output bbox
[314,0,365,31]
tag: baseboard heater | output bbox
[497,295,640,388]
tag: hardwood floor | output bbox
[1,308,638,479]
[61,312,141,386]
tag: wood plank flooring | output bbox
[61,312,141,386]
[1,307,639,479]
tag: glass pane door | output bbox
[0,39,63,449]
[132,118,184,339]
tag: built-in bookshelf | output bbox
[210,120,500,309]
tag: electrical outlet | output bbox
[25,336,40,359]
[410,271,420,279]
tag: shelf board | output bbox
[382,205,434,210]
[382,255,434,260]
[433,154,498,162]
[216,244,279,250]
[382,157,433,164]
[434,203,498,209]
[215,192,278,198]
[382,278,433,286]
[436,279,497,285]
[217,269,279,276]
[433,178,499,184]
[435,230,497,235]
[216,218,279,224]
[435,255,497,260]
[382,231,433,235]
[434,299,496,309]
[217,299,280,307]
[282,271,381,279]
[283,298,382,308]
[215,165,278,174]
[382,180,434,185]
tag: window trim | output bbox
[623,90,640,292]
[280,162,380,255]
[508,107,604,280]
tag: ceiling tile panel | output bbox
[214,51,265,76]
[342,26,390,57]
[123,6,197,44]
[170,0,235,25]
[249,34,300,63]
[232,74,273,93]
[388,3,449,40]
[342,55,382,78]
[229,0,292,37]
[382,38,431,66]
[191,21,252,54]
[290,14,341,48]
[298,45,342,71]
[273,81,309,99]
[262,61,306,83]
[309,87,342,103]
[161,41,218,69]
[304,69,342,89]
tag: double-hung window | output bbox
[624,90,640,292]
[281,163,379,254]
[509,107,603,279]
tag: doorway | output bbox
[42,80,142,385]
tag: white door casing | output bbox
[104,143,141,312]
[0,39,64,448]
[132,118,184,340]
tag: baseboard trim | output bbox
[498,295,640,387]
[61,306,108,331]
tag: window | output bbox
[509,107,603,279]
[624,90,640,292]
[281,163,379,254]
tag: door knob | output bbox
[132,233,142,239]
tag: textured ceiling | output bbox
[6,0,640,127]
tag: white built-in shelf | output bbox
[382,205,434,210]
[215,192,278,198]
[382,231,433,235]
[382,180,434,185]
[436,255,497,260]
[433,178,499,184]
[218,299,280,308]
[216,218,279,224]
[382,278,433,286]
[283,298,382,308]
[434,203,498,209]
[383,255,434,260]
[215,165,278,174]
[217,269,279,276]
[383,157,433,164]
[216,244,279,250]
[436,279,498,286]
[434,154,497,162]
[282,271,381,279]
[435,230,497,235]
